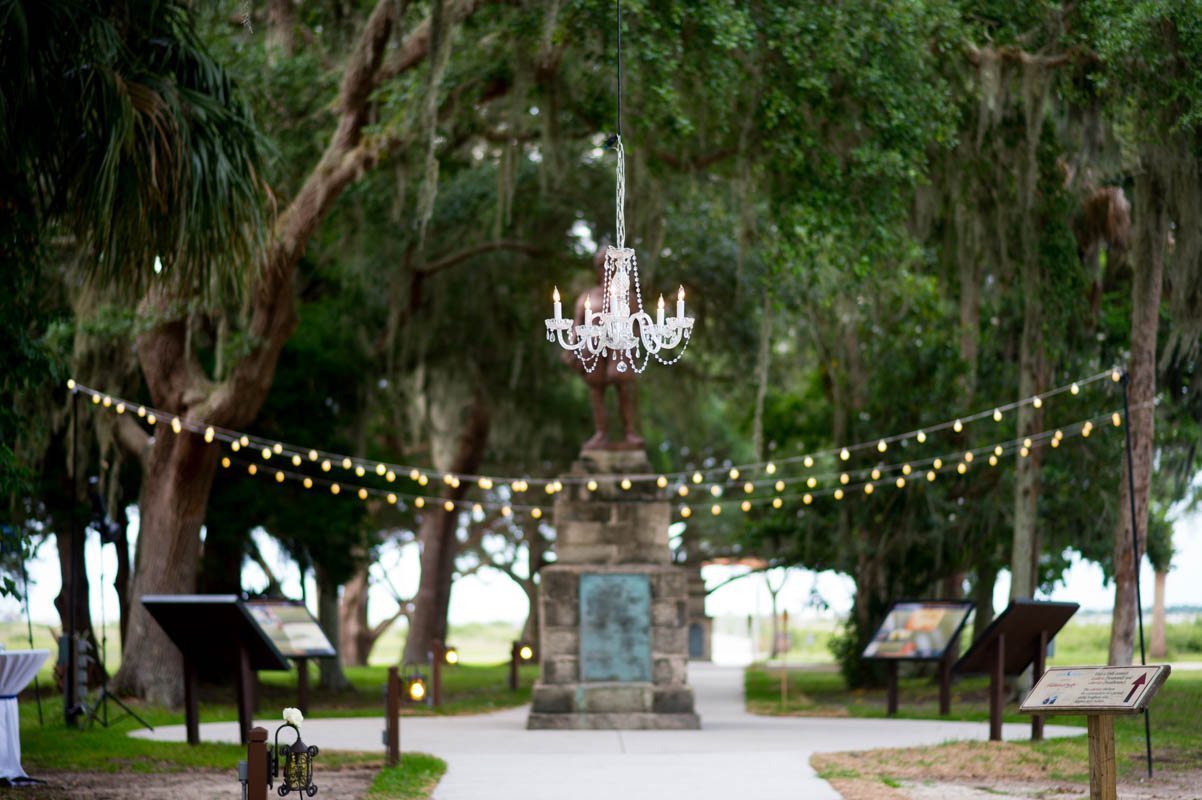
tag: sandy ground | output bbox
[815,742,1202,800]
[0,767,376,799]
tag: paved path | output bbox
[134,664,1083,799]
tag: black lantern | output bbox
[271,722,319,797]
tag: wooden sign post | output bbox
[861,600,974,717]
[954,599,1078,741]
[1019,664,1170,800]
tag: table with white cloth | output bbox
[0,650,48,781]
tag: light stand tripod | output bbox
[82,482,152,733]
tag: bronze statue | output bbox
[564,245,644,451]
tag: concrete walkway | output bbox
[134,664,1083,799]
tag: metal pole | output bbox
[1120,371,1153,779]
[66,388,80,726]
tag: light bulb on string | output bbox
[729,468,740,480]
[479,477,494,490]
[870,468,881,481]
[680,505,692,519]
[419,475,429,486]
[271,443,282,454]
[501,505,512,517]
[137,406,146,418]
[1033,396,1043,409]
[330,483,340,495]
[309,450,319,461]
[321,460,332,472]
[342,458,352,470]
[170,417,182,434]
[957,463,967,474]
[953,419,963,433]
[774,480,785,492]
[743,482,754,494]
[741,500,751,512]
[621,478,632,490]
[877,440,887,453]
[993,409,1002,422]
[386,471,396,482]
[240,436,249,447]
[292,455,302,467]
[839,473,849,485]
[766,462,777,475]
[711,504,722,516]
[262,447,272,460]
[806,477,817,489]
[692,471,703,484]
[67,379,76,391]
[410,469,421,481]
[840,448,850,461]
[864,483,874,495]
[115,403,125,415]
[221,457,231,469]
[588,480,599,492]
[964,451,974,463]
[1112,369,1122,382]
[444,500,455,512]
[657,476,668,488]
[1071,382,1080,395]
[472,503,483,515]
[834,489,844,501]
[231,441,241,452]
[917,430,927,443]
[994,445,1003,457]
[803,493,813,505]
[303,478,313,489]
[803,456,814,468]
[376,463,386,476]
[988,455,998,466]
[679,485,689,497]
[1112,413,1122,427]
[902,464,911,476]
[926,471,936,482]
[772,497,783,509]
[1051,438,1060,448]
[1020,446,1030,457]
[247,464,257,475]
[359,488,369,500]
[102,396,111,408]
[711,485,722,497]
[532,508,544,520]
[896,477,905,489]
[415,497,425,508]
[388,493,397,505]
[276,472,286,484]
[933,458,943,469]
[205,427,215,443]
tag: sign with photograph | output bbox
[862,600,974,661]
[243,600,335,658]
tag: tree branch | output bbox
[420,240,545,276]
[113,414,152,467]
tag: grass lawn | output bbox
[747,666,1202,791]
[366,753,447,800]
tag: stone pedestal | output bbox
[527,451,699,730]
[686,568,713,662]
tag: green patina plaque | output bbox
[579,573,651,682]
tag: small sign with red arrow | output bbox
[1020,664,1170,715]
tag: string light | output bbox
[806,477,817,488]
[115,403,125,415]
[729,468,740,480]
[621,478,632,490]
[774,480,785,492]
[803,456,814,468]
[501,505,512,517]
[342,457,352,470]
[221,457,231,468]
[988,455,998,466]
[277,471,286,484]
[137,406,146,417]
[532,508,544,519]
[310,450,319,461]
[711,504,722,516]
[102,396,112,408]
[410,469,421,481]
[330,483,340,495]
[1020,446,1030,457]
[710,485,722,497]
[240,436,249,447]
[917,430,927,443]
[359,488,369,500]
[415,497,425,508]
[1112,369,1122,382]
[1071,382,1080,395]
[933,457,943,469]
[895,477,905,488]
[262,447,272,460]
[386,470,396,482]
[877,440,887,453]
[418,474,429,486]
[839,473,849,485]
[803,493,813,505]
[679,485,690,497]
[1112,412,1122,427]
[303,478,313,489]
[321,460,332,472]
[927,470,936,482]
[870,468,881,481]
[247,464,258,475]
[902,464,911,475]
[588,480,599,492]
[772,497,783,509]
[472,503,483,515]
[376,463,387,476]
[741,500,752,513]
[993,409,1002,422]
[388,493,397,505]
[744,482,754,494]
[91,395,101,405]
[479,477,494,489]
[205,427,215,443]
[292,455,302,466]
[840,448,850,461]
[444,500,455,512]
[692,471,703,484]
[766,462,777,475]
[834,489,844,501]
[964,451,974,463]
[953,419,963,433]
[67,379,76,391]
[1033,396,1043,409]
[994,445,1003,456]
[657,475,668,488]
[957,463,967,474]
[680,505,692,518]
[170,417,181,434]
[864,483,874,495]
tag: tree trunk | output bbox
[402,396,490,665]
[1149,570,1167,659]
[1010,258,1044,600]
[198,522,245,594]
[315,565,351,690]
[113,504,133,649]
[111,432,218,705]
[971,564,997,643]
[1108,171,1165,666]
[339,566,373,667]
[110,0,445,701]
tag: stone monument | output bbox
[527,251,699,730]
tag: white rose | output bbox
[282,707,304,728]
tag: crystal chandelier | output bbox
[545,3,693,374]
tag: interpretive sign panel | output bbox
[580,574,651,682]
[862,600,974,660]
[244,600,335,658]
[1020,665,1171,715]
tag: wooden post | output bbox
[886,661,899,717]
[385,666,400,767]
[246,726,269,800]
[939,632,958,717]
[236,643,255,745]
[295,657,309,716]
[509,642,519,691]
[431,641,443,708]
[183,656,200,746]
[1087,715,1117,800]
[1031,630,1048,741]
[989,633,1005,742]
